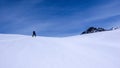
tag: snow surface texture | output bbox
[0,29,120,68]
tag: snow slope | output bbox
[0,29,120,68]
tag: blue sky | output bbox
[0,0,120,36]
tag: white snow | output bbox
[0,29,120,68]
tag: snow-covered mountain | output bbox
[0,29,120,68]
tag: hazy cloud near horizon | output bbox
[0,0,120,36]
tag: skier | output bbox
[32,31,36,37]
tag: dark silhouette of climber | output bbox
[32,31,36,37]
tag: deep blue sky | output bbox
[0,0,120,36]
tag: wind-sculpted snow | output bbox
[0,30,120,68]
